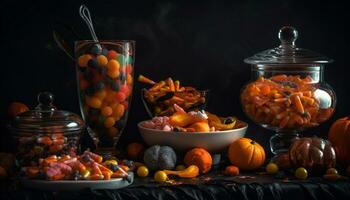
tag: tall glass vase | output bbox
[75,40,135,155]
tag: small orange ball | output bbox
[104,117,116,128]
[107,127,119,138]
[224,165,239,176]
[112,104,125,120]
[127,142,145,161]
[78,54,92,67]
[8,102,29,118]
[86,97,102,109]
[101,106,113,117]
[96,55,108,66]
[184,148,212,174]
[107,60,120,78]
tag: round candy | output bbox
[85,86,96,96]
[120,85,130,96]
[86,97,102,109]
[90,44,102,55]
[97,115,106,126]
[78,54,92,67]
[295,167,308,180]
[97,55,108,66]
[117,54,126,66]
[88,108,100,116]
[101,106,113,117]
[154,171,167,183]
[94,81,105,91]
[137,166,149,177]
[115,92,126,102]
[113,104,125,119]
[326,168,338,175]
[111,82,120,91]
[127,74,133,85]
[126,64,133,74]
[107,60,120,78]
[101,48,109,56]
[88,59,99,69]
[94,89,107,99]
[104,117,116,128]
[107,50,118,60]
[266,163,279,174]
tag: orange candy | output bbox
[101,106,113,117]
[224,165,239,176]
[112,103,125,119]
[107,60,120,78]
[104,117,116,128]
[96,55,108,66]
[78,54,92,67]
[86,96,102,109]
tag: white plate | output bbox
[21,172,134,191]
[138,120,248,153]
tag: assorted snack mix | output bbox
[139,75,207,116]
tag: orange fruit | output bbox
[184,148,212,174]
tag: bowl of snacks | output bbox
[138,75,209,117]
[138,105,248,153]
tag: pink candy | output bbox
[142,116,173,131]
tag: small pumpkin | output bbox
[289,136,336,173]
[143,145,177,171]
[8,102,29,118]
[328,117,350,166]
[228,138,266,170]
[184,148,212,173]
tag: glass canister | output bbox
[241,26,336,156]
[10,92,85,166]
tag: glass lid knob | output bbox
[35,92,56,111]
[278,26,298,48]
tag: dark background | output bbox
[0,0,347,157]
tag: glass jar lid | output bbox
[244,26,333,65]
[11,92,85,133]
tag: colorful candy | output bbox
[23,151,128,181]
[241,75,334,129]
[139,75,207,116]
[77,44,134,147]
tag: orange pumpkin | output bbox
[228,138,266,170]
[184,148,212,173]
[328,117,350,165]
[8,102,29,118]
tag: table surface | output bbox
[1,171,350,200]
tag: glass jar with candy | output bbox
[75,40,135,153]
[241,27,336,157]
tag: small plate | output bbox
[21,172,134,191]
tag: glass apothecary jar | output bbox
[10,92,85,166]
[241,26,336,156]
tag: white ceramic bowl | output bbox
[138,120,248,153]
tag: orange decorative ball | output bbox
[127,143,145,161]
[223,165,239,176]
[328,117,350,166]
[228,138,265,170]
[8,102,29,118]
[184,148,212,173]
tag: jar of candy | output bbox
[10,92,85,166]
[75,40,135,154]
[241,26,336,156]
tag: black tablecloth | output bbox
[1,172,350,200]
